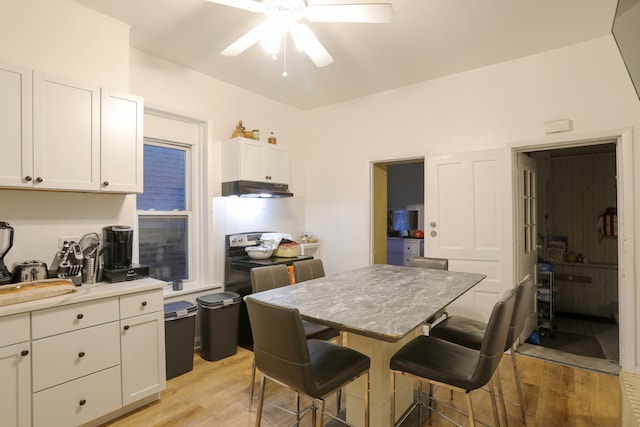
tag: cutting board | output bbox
[0,278,76,307]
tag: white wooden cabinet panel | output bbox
[33,72,100,191]
[31,321,120,392]
[32,366,122,427]
[120,310,166,405]
[0,61,32,188]
[0,312,30,348]
[119,290,163,319]
[101,90,144,193]
[0,341,31,427]
[263,144,288,184]
[31,297,119,339]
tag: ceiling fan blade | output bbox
[221,23,267,56]
[205,0,264,13]
[289,23,333,67]
[305,3,394,23]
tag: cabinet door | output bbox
[0,61,32,188]
[0,342,31,427]
[121,311,166,405]
[238,139,268,182]
[264,144,288,184]
[33,72,100,191]
[101,90,144,193]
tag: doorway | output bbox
[515,142,621,374]
[372,159,424,265]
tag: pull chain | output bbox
[282,36,288,77]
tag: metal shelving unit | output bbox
[537,270,555,336]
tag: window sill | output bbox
[162,281,224,299]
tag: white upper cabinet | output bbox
[222,137,289,184]
[100,90,144,193]
[0,60,143,194]
[33,72,101,191]
[0,61,32,188]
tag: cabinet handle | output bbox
[79,399,87,406]
[78,351,85,358]
[265,176,271,180]
[77,313,84,320]
[123,325,130,331]
[141,301,147,307]
[36,177,43,183]
[21,350,29,357]
[103,181,109,187]
[25,176,33,182]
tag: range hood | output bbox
[222,180,293,198]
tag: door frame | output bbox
[509,127,634,371]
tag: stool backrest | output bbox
[250,264,291,293]
[505,275,534,351]
[411,257,448,270]
[472,288,516,387]
[293,259,325,283]
[246,297,314,394]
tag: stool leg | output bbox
[249,357,256,411]
[465,391,476,427]
[364,371,370,427]
[494,369,508,427]
[487,379,501,427]
[317,399,325,427]
[390,371,396,427]
[255,376,267,427]
[511,349,526,424]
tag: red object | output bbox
[413,230,424,238]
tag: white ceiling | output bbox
[71,0,617,110]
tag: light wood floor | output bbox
[103,346,619,427]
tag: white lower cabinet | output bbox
[10,286,166,427]
[32,366,122,427]
[0,313,31,427]
[387,238,424,266]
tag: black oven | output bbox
[224,232,312,349]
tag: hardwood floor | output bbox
[103,346,619,427]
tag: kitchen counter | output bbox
[0,277,165,317]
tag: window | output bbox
[137,142,192,282]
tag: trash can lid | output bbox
[164,300,197,319]
[197,291,242,309]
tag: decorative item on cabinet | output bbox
[268,132,277,144]
[231,120,244,138]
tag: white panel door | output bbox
[426,149,513,320]
[516,152,538,341]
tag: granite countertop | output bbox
[247,264,486,342]
[0,277,166,317]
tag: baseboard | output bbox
[555,311,617,324]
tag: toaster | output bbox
[12,260,48,283]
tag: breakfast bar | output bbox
[247,264,486,427]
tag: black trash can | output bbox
[197,292,242,361]
[164,300,197,380]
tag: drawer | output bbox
[32,297,119,339]
[0,313,30,347]
[32,365,122,427]
[120,289,162,319]
[32,321,120,392]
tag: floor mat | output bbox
[538,331,605,359]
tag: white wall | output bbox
[0,0,132,266]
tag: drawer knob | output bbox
[77,313,84,320]
[141,301,147,307]
[79,399,87,406]
[25,176,33,182]
[103,181,109,187]
[36,177,43,183]
[123,325,130,331]
[78,351,85,358]
[21,350,29,357]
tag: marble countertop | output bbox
[0,277,166,317]
[247,264,486,342]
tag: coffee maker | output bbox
[0,222,14,285]
[101,225,149,283]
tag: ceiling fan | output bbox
[207,0,394,68]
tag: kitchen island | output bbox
[0,277,167,427]
[247,264,486,427]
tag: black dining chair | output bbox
[248,264,341,411]
[411,256,450,329]
[246,297,371,427]
[293,258,326,283]
[429,275,533,425]
[390,287,516,427]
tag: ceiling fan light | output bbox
[260,23,286,54]
[289,23,333,67]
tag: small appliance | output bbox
[101,225,149,283]
[0,222,15,285]
[12,260,48,282]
